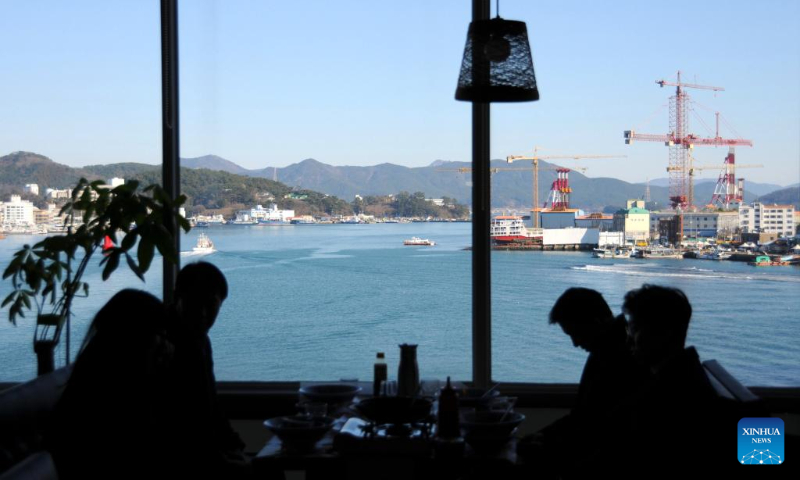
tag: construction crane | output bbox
[435,165,590,214]
[505,147,626,227]
[624,71,753,209]
[666,148,763,209]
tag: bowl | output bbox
[352,396,434,425]
[264,415,335,452]
[460,410,525,453]
[299,384,362,405]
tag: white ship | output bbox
[403,237,436,246]
[192,233,216,255]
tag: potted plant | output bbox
[3,178,190,375]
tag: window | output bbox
[2,1,799,389]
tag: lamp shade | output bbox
[455,17,539,103]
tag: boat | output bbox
[748,255,791,266]
[490,216,540,244]
[592,248,610,258]
[192,233,216,254]
[404,237,435,246]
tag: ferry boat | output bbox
[490,216,540,244]
[192,233,216,254]
[403,237,435,246]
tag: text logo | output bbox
[739,418,784,465]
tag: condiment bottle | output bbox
[437,376,460,438]
[373,352,387,397]
[397,344,419,397]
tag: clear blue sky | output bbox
[1,0,798,186]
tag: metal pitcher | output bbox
[397,343,419,396]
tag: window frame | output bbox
[154,0,799,402]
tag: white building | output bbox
[1,195,35,226]
[24,184,39,196]
[235,203,295,223]
[651,211,739,239]
[109,177,125,188]
[45,188,71,200]
[739,203,795,237]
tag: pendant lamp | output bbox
[455,17,540,103]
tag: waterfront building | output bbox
[1,195,35,226]
[613,200,650,243]
[683,211,739,239]
[45,188,71,200]
[539,208,582,229]
[575,213,614,231]
[33,204,57,225]
[24,184,39,196]
[235,203,295,223]
[739,202,795,237]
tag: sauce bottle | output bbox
[437,376,460,438]
[373,352,387,397]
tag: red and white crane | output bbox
[624,71,753,209]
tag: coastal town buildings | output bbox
[24,184,39,196]
[613,200,650,243]
[575,213,614,231]
[1,195,35,227]
[739,203,795,237]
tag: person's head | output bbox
[79,289,169,379]
[174,261,228,334]
[623,284,692,369]
[549,288,614,352]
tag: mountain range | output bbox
[1,151,792,212]
[181,155,779,211]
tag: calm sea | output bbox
[1,223,798,386]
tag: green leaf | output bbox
[102,252,120,281]
[2,292,15,308]
[121,232,137,251]
[137,237,154,273]
[125,253,145,281]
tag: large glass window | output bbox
[0,1,162,381]
[1,1,798,388]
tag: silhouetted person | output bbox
[164,262,250,479]
[47,289,173,479]
[519,288,645,478]
[619,284,734,475]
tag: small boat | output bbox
[404,237,435,246]
[592,248,610,258]
[192,233,216,254]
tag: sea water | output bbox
[1,223,798,386]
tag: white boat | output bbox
[592,248,610,258]
[404,237,435,246]
[490,216,540,244]
[192,233,216,254]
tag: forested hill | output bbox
[756,186,800,209]
[0,152,352,216]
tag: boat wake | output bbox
[572,264,800,283]
[180,250,215,257]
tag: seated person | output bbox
[520,288,646,476]
[164,262,250,478]
[47,289,173,480]
[620,284,736,474]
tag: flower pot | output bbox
[34,314,65,376]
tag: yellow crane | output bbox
[505,147,627,227]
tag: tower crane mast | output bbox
[624,71,753,209]
[506,147,626,228]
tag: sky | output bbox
[1,0,799,186]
